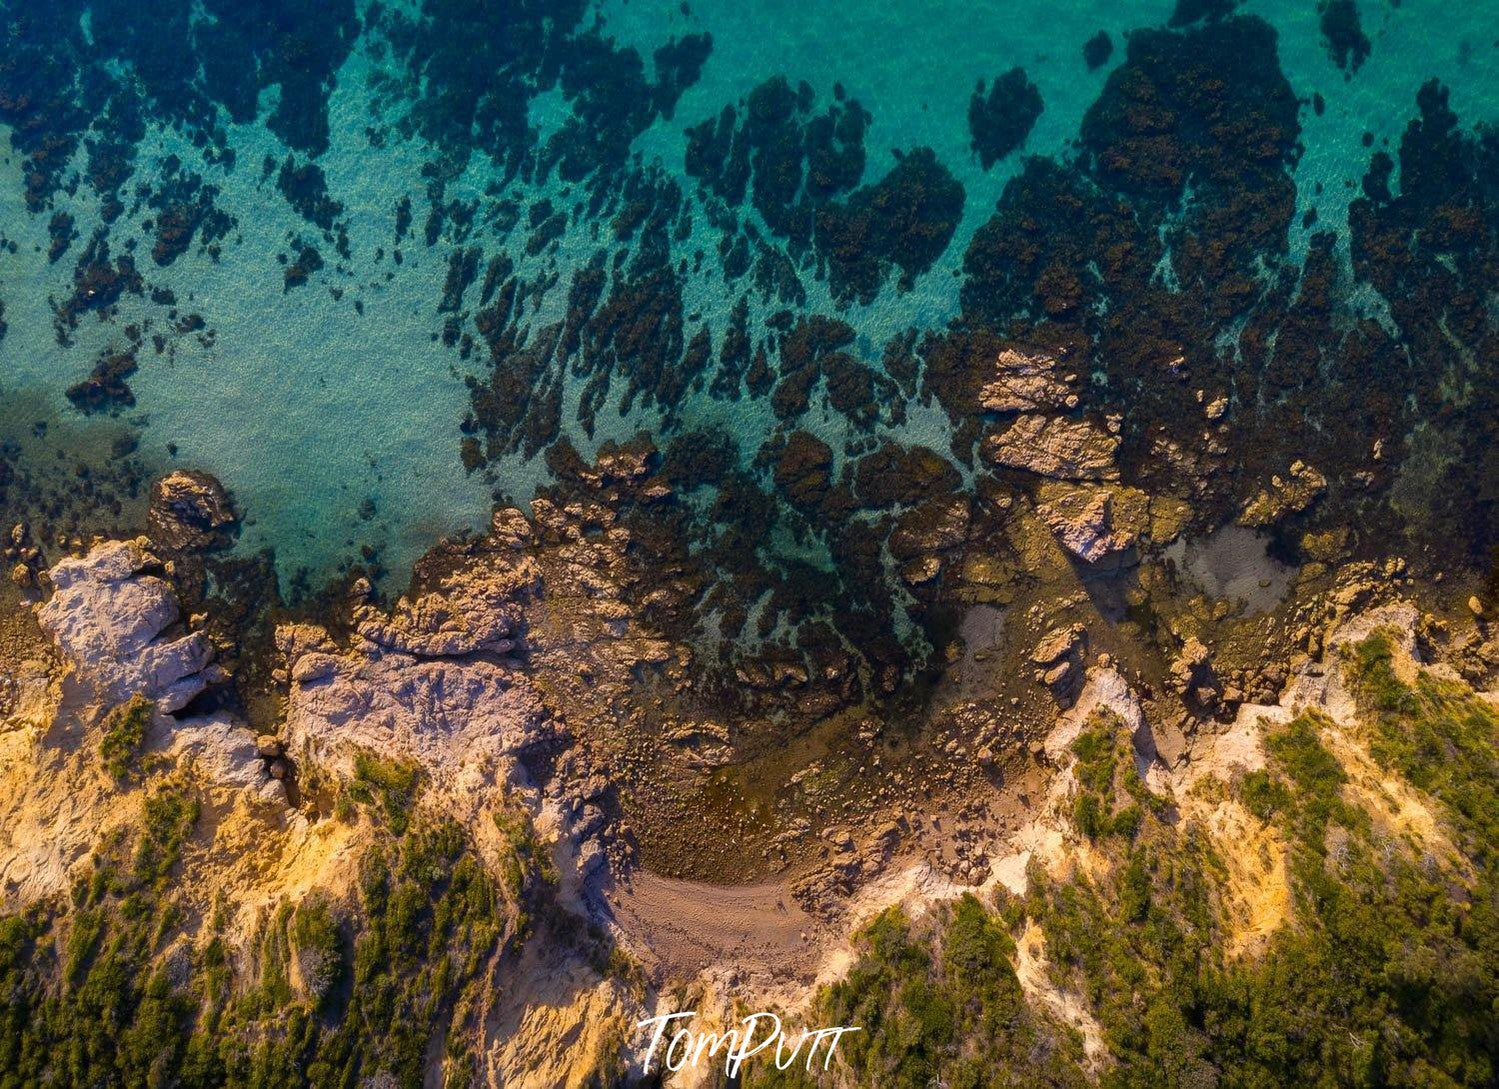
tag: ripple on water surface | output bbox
[0,0,1493,589]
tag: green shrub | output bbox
[291,895,343,1004]
[349,753,421,834]
[0,808,515,1089]
[1345,631,1499,856]
[100,694,153,780]
[133,782,201,889]
[1069,713,1160,841]
[1238,768,1289,821]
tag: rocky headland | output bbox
[1,455,1495,1085]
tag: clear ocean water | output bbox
[0,0,1494,587]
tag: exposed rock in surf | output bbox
[985,415,1120,481]
[1038,486,1140,564]
[148,470,236,552]
[978,347,1077,415]
[1240,460,1327,526]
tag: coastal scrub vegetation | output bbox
[757,634,1498,1087]
[348,752,421,834]
[0,759,539,1089]
[99,693,154,780]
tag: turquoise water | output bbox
[0,0,1494,588]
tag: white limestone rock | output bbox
[39,539,214,712]
[280,632,557,810]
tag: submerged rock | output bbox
[1083,30,1114,70]
[968,68,1044,169]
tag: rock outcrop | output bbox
[166,711,284,802]
[147,470,236,551]
[1240,460,1327,527]
[978,348,1076,414]
[38,538,216,712]
[274,521,627,889]
[985,415,1120,481]
[1037,485,1144,564]
[278,620,555,814]
[353,546,539,658]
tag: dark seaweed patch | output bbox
[1168,0,1238,26]
[65,348,139,412]
[146,157,235,266]
[1320,0,1372,74]
[1083,30,1114,70]
[968,68,1044,169]
[0,0,358,210]
[282,243,324,291]
[276,157,344,231]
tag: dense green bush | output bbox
[99,694,153,780]
[0,770,527,1089]
[4,633,1494,1087]
[349,754,421,835]
[1068,715,1160,842]
[1345,630,1499,858]
[757,636,1497,1087]
[750,896,1088,1088]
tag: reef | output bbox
[1320,0,1372,73]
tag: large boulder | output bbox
[166,712,283,803]
[984,415,1120,481]
[147,470,236,551]
[1037,484,1147,565]
[38,539,215,712]
[279,620,557,812]
[1240,460,1326,527]
[978,348,1076,414]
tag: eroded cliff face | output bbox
[1,536,645,1087]
[2,489,1495,1086]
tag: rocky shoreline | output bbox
[0,0,1494,1082]
[1,455,1494,1083]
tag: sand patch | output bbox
[1013,920,1107,1070]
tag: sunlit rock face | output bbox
[39,539,216,713]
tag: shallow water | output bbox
[1166,525,1295,615]
[0,0,1494,595]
